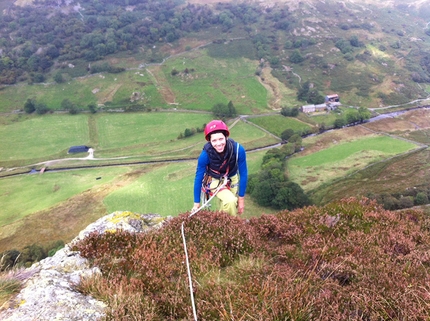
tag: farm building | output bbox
[301,104,327,113]
[68,145,91,153]
[325,94,339,103]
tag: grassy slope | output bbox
[0,167,129,226]
[247,115,312,136]
[301,108,430,204]
[288,135,419,191]
[0,114,90,163]
[1,0,430,252]
[2,1,429,113]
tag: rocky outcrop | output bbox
[0,211,168,321]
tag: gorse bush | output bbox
[73,198,430,320]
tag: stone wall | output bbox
[0,211,168,321]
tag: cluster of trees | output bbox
[0,0,293,85]
[333,107,372,128]
[23,98,51,114]
[248,140,310,210]
[24,98,97,114]
[212,100,237,119]
[280,106,299,117]
[177,124,205,140]
[170,67,195,76]
[297,81,325,104]
[369,186,430,210]
[335,35,364,55]
[178,100,237,139]
[0,240,64,270]
[89,62,125,74]
[410,53,430,83]
[280,129,303,145]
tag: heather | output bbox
[73,198,430,320]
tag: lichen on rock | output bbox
[0,211,168,321]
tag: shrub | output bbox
[415,192,429,205]
[23,98,35,114]
[280,128,295,141]
[73,199,430,320]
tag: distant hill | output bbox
[1,0,430,109]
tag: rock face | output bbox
[0,211,168,321]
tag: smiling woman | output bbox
[192,120,248,216]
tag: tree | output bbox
[335,39,353,54]
[346,111,359,124]
[357,107,371,123]
[307,90,325,104]
[281,107,299,117]
[334,117,346,128]
[61,99,79,114]
[297,81,310,101]
[349,35,362,47]
[212,101,236,119]
[281,128,295,141]
[399,196,414,209]
[20,244,47,266]
[289,50,304,63]
[184,128,194,137]
[415,192,429,205]
[46,45,60,59]
[289,134,302,152]
[24,98,36,113]
[272,181,310,210]
[88,103,97,114]
[32,73,45,83]
[54,72,64,83]
[227,100,237,117]
[35,102,49,115]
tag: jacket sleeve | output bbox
[237,144,248,197]
[193,150,209,203]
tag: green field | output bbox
[0,114,90,164]
[287,135,419,191]
[95,112,213,155]
[0,112,279,168]
[161,52,268,114]
[0,111,275,224]
[104,150,269,217]
[247,115,314,137]
[0,147,268,227]
[0,70,165,112]
[0,53,271,114]
[0,167,128,226]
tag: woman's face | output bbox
[210,132,226,153]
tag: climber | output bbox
[192,120,248,216]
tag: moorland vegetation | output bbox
[1,0,430,317]
[71,198,430,320]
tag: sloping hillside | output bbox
[0,0,429,110]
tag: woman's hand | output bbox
[192,202,200,213]
[237,197,245,214]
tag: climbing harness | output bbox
[181,176,229,321]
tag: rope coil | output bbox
[181,176,229,321]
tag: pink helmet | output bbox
[204,120,229,141]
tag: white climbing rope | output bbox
[181,176,229,321]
